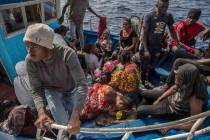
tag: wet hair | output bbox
[123,17,132,27]
[187,8,202,20]
[157,0,169,4]
[156,0,169,7]
[84,44,95,53]
[119,51,132,64]
[54,25,68,34]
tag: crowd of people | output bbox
[2,0,210,139]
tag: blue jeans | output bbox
[45,89,76,125]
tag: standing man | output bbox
[59,0,100,49]
[140,0,179,88]
[24,23,87,135]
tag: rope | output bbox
[50,110,210,134]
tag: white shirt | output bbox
[85,53,102,71]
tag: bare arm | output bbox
[125,37,138,51]
[169,26,181,47]
[88,6,100,18]
[58,0,70,23]
[68,108,81,134]
[196,58,210,65]
[153,85,177,105]
[164,96,203,132]
[200,28,210,41]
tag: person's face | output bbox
[156,3,169,15]
[123,21,131,30]
[90,46,97,54]
[186,17,198,25]
[25,41,49,62]
[115,94,127,110]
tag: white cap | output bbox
[23,23,54,49]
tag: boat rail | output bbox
[36,110,210,140]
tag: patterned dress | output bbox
[80,83,115,119]
[109,63,140,94]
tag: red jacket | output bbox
[170,20,205,53]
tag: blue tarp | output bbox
[76,86,210,140]
[0,0,33,5]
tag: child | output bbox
[97,29,112,57]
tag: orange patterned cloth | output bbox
[80,83,115,120]
[109,64,140,93]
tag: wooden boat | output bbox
[0,0,210,140]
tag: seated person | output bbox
[119,18,138,54]
[97,29,112,57]
[170,8,210,64]
[94,61,116,84]
[166,58,210,89]
[137,64,208,132]
[165,42,210,90]
[84,44,103,77]
[80,83,132,120]
[109,51,140,104]
[170,8,209,53]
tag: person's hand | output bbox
[35,109,53,130]
[200,29,210,41]
[68,114,81,135]
[58,16,64,24]
[144,50,150,59]
[194,49,202,58]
